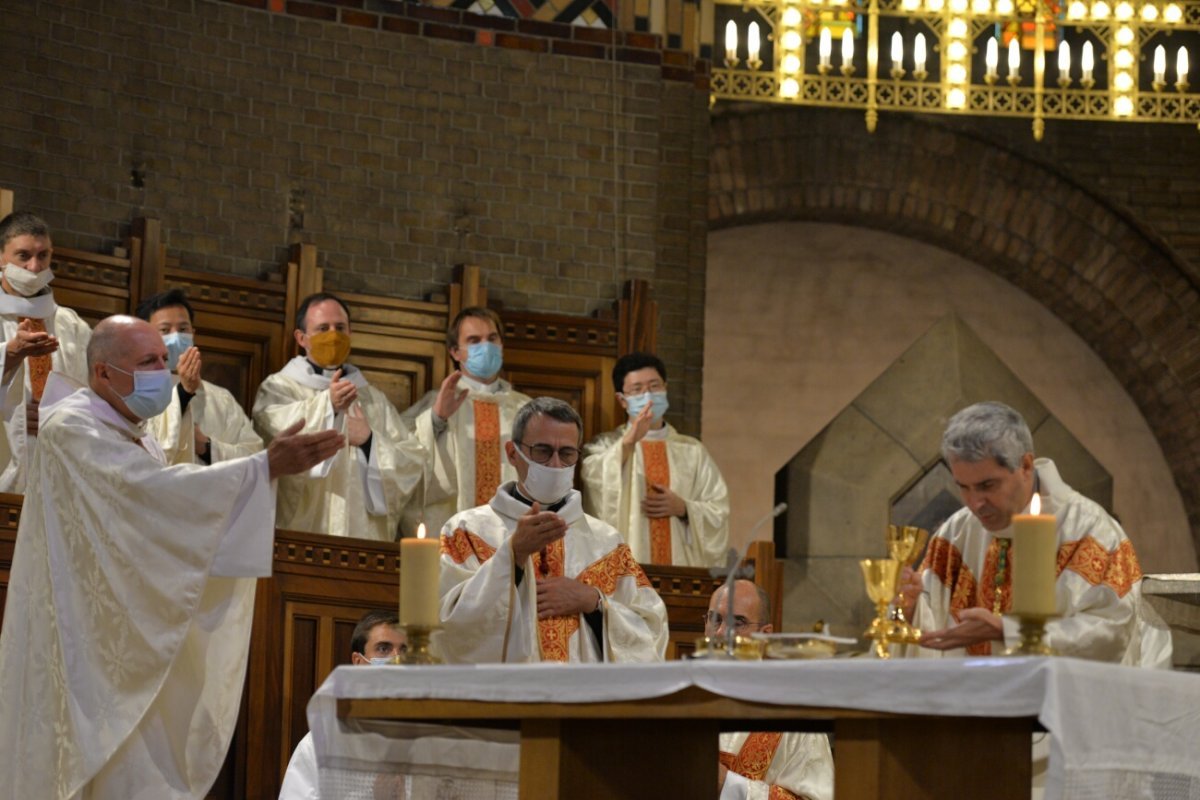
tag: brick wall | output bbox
[0,0,710,433]
[709,104,1200,551]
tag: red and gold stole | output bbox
[18,317,52,402]
[473,400,501,505]
[718,733,799,800]
[641,440,672,565]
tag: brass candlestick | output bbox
[400,625,442,665]
[1005,613,1058,656]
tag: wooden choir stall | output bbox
[0,209,782,799]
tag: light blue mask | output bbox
[464,342,503,380]
[625,391,669,422]
[107,364,174,420]
[162,332,194,371]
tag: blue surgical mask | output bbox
[162,332,194,371]
[106,364,174,420]
[624,391,669,422]
[464,341,503,380]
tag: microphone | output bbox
[719,502,787,654]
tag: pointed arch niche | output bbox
[703,221,1196,631]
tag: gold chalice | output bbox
[885,525,929,644]
[860,558,902,659]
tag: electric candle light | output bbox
[842,28,855,64]
[724,20,738,64]
[819,27,832,68]
[1011,493,1058,617]
[400,523,441,628]
[915,33,927,73]
[892,31,903,70]
[1154,44,1166,82]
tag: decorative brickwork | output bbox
[1,0,710,434]
[709,106,1200,551]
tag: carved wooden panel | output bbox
[341,291,450,412]
[51,245,134,325]
[503,349,618,445]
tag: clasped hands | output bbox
[898,566,1004,650]
[511,502,599,619]
[328,369,371,447]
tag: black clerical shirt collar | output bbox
[307,359,348,376]
[508,483,569,513]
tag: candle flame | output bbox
[1030,493,1041,515]
[417,523,427,539]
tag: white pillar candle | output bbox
[1011,494,1058,617]
[400,523,441,627]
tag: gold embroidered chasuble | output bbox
[147,377,262,465]
[718,731,835,800]
[0,378,277,800]
[0,292,91,493]
[252,357,423,540]
[400,376,531,537]
[437,483,669,663]
[581,422,731,567]
[909,458,1171,665]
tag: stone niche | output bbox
[776,313,1111,638]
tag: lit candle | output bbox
[1058,39,1071,76]
[1179,46,1190,84]
[842,28,855,65]
[819,27,832,68]
[724,20,738,64]
[891,31,904,70]
[400,523,441,628]
[1011,493,1058,617]
[1082,40,1095,81]
[1154,44,1166,82]
[986,37,999,78]
[914,33,927,72]
[747,22,761,64]
[1008,37,1021,77]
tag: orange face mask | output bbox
[307,330,352,368]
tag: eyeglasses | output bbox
[622,380,666,395]
[703,611,765,632]
[517,441,581,466]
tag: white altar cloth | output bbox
[309,657,1200,799]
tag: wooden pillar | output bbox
[286,243,322,362]
[617,279,657,356]
[129,217,164,310]
[0,188,13,218]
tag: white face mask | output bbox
[368,656,396,666]
[514,446,576,505]
[3,263,55,297]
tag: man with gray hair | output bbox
[438,396,668,663]
[900,401,1171,665]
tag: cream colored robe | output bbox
[719,732,834,800]
[0,291,91,492]
[401,376,531,536]
[908,459,1172,665]
[582,423,731,567]
[147,377,262,465]
[0,376,276,800]
[437,484,669,663]
[253,357,423,540]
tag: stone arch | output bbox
[709,106,1200,553]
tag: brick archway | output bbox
[709,106,1200,552]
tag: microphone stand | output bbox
[711,502,787,657]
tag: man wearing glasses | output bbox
[437,396,668,663]
[708,580,834,800]
[582,352,730,567]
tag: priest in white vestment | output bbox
[0,211,92,493]
[253,292,423,540]
[0,315,344,800]
[710,581,833,800]
[137,288,262,465]
[401,306,531,536]
[438,396,668,663]
[582,352,730,567]
[898,401,1172,665]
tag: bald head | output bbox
[88,315,169,422]
[707,579,772,637]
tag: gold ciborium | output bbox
[885,525,929,644]
[860,558,903,659]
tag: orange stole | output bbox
[718,733,799,800]
[18,317,52,402]
[473,399,501,505]
[537,542,653,662]
[641,440,672,564]
[442,528,497,564]
[922,531,1144,656]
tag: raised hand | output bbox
[267,419,345,479]
[432,370,470,422]
[510,501,569,563]
[328,368,358,414]
[176,346,202,394]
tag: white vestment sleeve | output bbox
[356,439,387,516]
[720,770,751,800]
[209,450,277,577]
